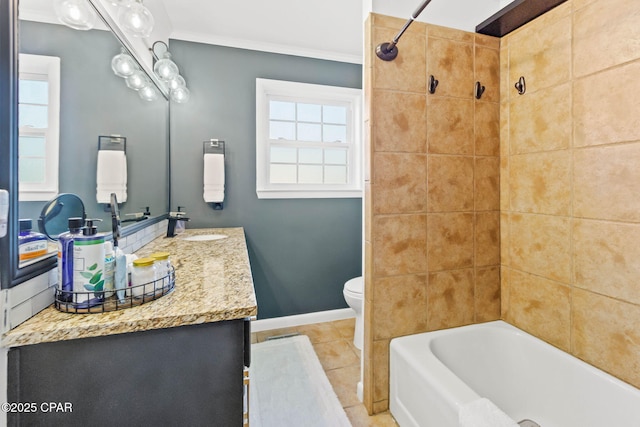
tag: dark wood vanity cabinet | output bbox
[7,319,250,427]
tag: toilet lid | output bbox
[345,276,363,294]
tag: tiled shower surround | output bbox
[364,0,640,415]
[363,14,501,414]
[501,0,640,391]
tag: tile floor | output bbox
[252,318,399,427]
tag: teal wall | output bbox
[169,40,363,319]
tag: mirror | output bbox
[38,193,85,239]
[0,0,170,286]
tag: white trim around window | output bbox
[256,78,362,199]
[18,54,60,202]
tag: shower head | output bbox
[375,42,399,61]
[375,0,433,61]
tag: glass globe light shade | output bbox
[53,0,97,31]
[125,70,149,91]
[153,52,179,82]
[167,75,186,91]
[109,0,132,6]
[111,50,137,78]
[117,0,154,38]
[139,85,159,102]
[170,86,190,104]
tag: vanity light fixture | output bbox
[110,42,190,103]
[110,49,157,102]
[170,86,190,103]
[111,48,137,77]
[151,41,190,103]
[117,0,154,38]
[53,0,98,31]
[153,52,179,81]
[138,85,159,102]
[125,70,149,90]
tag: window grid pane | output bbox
[269,100,295,120]
[268,99,349,144]
[19,158,46,184]
[19,136,47,157]
[269,145,350,185]
[19,79,49,105]
[19,104,49,128]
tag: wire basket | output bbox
[54,267,175,314]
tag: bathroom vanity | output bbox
[3,228,257,427]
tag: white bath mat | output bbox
[250,335,351,427]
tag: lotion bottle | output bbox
[57,217,84,302]
[104,241,115,298]
[73,219,105,306]
[114,242,127,302]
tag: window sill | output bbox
[19,190,58,202]
[257,189,362,199]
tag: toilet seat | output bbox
[344,276,363,295]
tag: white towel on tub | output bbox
[459,398,519,427]
[96,150,127,203]
[203,153,225,203]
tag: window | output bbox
[256,78,362,199]
[18,54,60,201]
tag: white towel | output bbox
[96,150,127,203]
[203,153,225,203]
[459,398,519,427]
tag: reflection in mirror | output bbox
[37,193,85,240]
[16,3,169,268]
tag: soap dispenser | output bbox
[57,217,85,302]
[73,219,105,305]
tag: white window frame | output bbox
[18,54,60,202]
[256,78,362,199]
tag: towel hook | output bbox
[514,76,526,95]
[475,81,486,99]
[428,75,439,94]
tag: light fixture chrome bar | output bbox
[375,0,434,61]
[87,0,169,98]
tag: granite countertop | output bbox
[2,228,257,347]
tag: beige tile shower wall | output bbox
[501,0,640,388]
[363,14,500,415]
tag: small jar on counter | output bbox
[150,251,171,289]
[131,257,156,298]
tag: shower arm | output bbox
[375,0,433,61]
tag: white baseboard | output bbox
[251,308,355,333]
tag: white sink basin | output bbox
[182,234,228,242]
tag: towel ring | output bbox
[98,135,126,152]
[203,139,225,155]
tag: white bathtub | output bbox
[390,320,640,427]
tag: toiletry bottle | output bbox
[73,219,105,306]
[131,257,156,298]
[124,254,139,297]
[150,251,171,290]
[114,242,127,303]
[57,217,85,303]
[18,219,48,262]
[104,241,115,298]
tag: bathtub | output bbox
[390,320,640,427]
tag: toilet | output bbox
[343,276,364,350]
